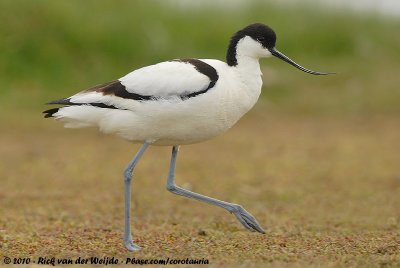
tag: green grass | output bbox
[1,1,400,266]
[1,0,400,115]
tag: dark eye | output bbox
[257,37,265,42]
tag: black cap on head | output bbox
[227,23,334,75]
[237,23,277,49]
[227,23,276,66]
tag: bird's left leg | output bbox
[166,146,265,234]
[123,142,151,251]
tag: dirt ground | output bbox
[1,106,399,267]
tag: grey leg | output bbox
[166,146,265,234]
[124,142,151,251]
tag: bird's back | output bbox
[44,58,262,145]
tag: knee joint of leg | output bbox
[230,204,242,213]
[124,171,132,182]
[166,183,177,192]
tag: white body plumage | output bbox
[45,24,329,146]
[44,23,331,252]
[50,36,265,146]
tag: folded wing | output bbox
[45,59,219,116]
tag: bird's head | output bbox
[227,23,333,75]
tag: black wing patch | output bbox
[84,80,153,101]
[43,99,120,118]
[173,59,219,99]
[84,59,219,101]
[43,81,148,118]
[43,107,61,118]
[43,59,219,117]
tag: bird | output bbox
[44,23,332,251]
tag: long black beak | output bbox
[269,47,334,75]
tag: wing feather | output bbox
[44,59,220,115]
[119,59,217,97]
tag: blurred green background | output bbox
[1,0,399,116]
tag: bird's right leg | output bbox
[123,142,151,251]
[166,146,265,234]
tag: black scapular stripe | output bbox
[43,59,220,117]
[43,100,120,118]
[85,80,153,100]
[173,58,219,99]
[86,59,218,100]
[47,98,119,109]
[43,107,60,118]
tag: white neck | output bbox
[235,54,262,76]
[232,36,267,75]
[228,37,265,115]
[233,38,263,83]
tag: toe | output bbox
[233,212,253,231]
[124,241,142,251]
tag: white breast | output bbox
[52,58,263,146]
